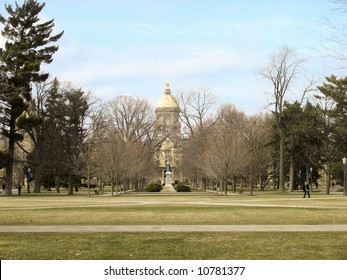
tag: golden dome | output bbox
[156,81,178,108]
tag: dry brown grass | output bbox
[0,192,346,226]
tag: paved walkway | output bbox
[0,224,347,232]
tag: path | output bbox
[0,224,347,232]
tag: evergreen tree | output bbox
[317,76,347,123]
[0,0,63,195]
[317,75,347,193]
[283,101,324,191]
[317,76,347,154]
[43,81,89,195]
[37,79,64,192]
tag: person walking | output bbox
[303,181,310,198]
[17,184,22,196]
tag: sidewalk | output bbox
[0,224,346,232]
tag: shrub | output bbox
[145,183,163,192]
[176,183,191,192]
[336,187,344,193]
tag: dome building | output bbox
[153,81,183,184]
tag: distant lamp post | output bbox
[343,157,347,196]
[309,167,313,191]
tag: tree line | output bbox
[1,0,347,196]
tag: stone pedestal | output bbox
[161,171,176,192]
[165,171,172,185]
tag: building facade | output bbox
[153,81,183,184]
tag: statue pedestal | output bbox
[161,171,176,192]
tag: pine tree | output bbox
[0,0,63,195]
[317,75,347,194]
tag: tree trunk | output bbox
[259,174,263,191]
[125,179,129,193]
[5,136,15,196]
[33,166,42,193]
[272,161,277,191]
[68,171,73,195]
[134,179,139,192]
[249,166,253,196]
[289,153,294,192]
[111,180,114,197]
[87,177,90,197]
[279,136,285,192]
[33,175,40,193]
[326,162,331,195]
[56,173,60,193]
[87,162,91,197]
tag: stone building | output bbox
[153,81,183,184]
[0,132,31,190]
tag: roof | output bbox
[156,81,178,108]
[156,93,178,108]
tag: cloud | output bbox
[38,0,337,115]
[49,43,257,87]
[42,36,268,115]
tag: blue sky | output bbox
[1,0,346,114]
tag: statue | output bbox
[165,80,170,90]
[162,158,175,192]
[165,159,171,172]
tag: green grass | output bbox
[0,232,346,260]
[0,191,346,260]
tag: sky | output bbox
[1,0,346,114]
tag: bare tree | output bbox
[322,0,347,62]
[103,96,155,191]
[245,114,272,195]
[93,128,149,195]
[93,129,124,195]
[176,87,218,137]
[204,118,249,195]
[175,87,219,188]
[108,95,154,143]
[79,102,109,196]
[260,47,306,192]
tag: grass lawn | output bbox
[0,190,346,260]
[1,204,347,226]
[1,232,346,260]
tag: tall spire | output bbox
[165,80,170,95]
